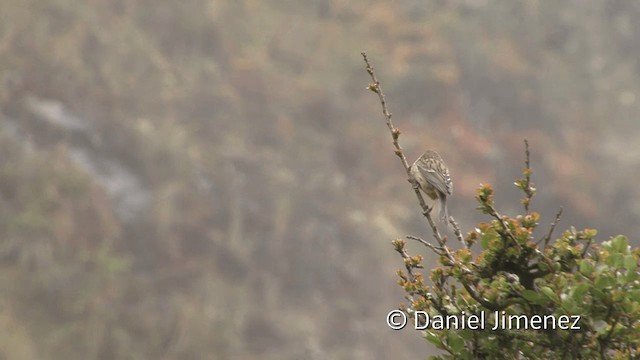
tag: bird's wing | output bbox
[415,162,451,195]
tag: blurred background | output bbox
[1,1,639,359]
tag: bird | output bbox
[410,150,453,223]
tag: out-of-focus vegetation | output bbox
[0,1,639,359]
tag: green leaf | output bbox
[629,290,640,303]
[571,283,590,302]
[447,331,465,354]
[522,289,545,304]
[608,253,624,268]
[480,237,489,250]
[624,255,638,271]
[594,274,615,290]
[611,235,629,253]
[579,260,594,276]
[425,331,443,348]
[480,229,497,250]
[459,329,473,340]
[540,287,558,302]
[591,288,606,302]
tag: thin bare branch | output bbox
[538,207,563,247]
[407,235,444,254]
[361,52,437,228]
[449,216,466,247]
[517,139,536,215]
[361,52,410,171]
[524,139,531,195]
[580,235,593,258]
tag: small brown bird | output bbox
[410,150,453,222]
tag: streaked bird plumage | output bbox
[410,150,453,223]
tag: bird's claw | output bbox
[408,178,420,190]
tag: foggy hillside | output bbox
[0,1,639,359]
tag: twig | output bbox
[522,139,535,214]
[394,243,421,272]
[487,204,522,250]
[538,207,563,247]
[407,235,444,254]
[580,235,593,258]
[393,241,419,303]
[361,53,410,171]
[361,52,436,226]
[449,216,466,247]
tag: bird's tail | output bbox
[439,196,449,224]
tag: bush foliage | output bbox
[394,145,640,359]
